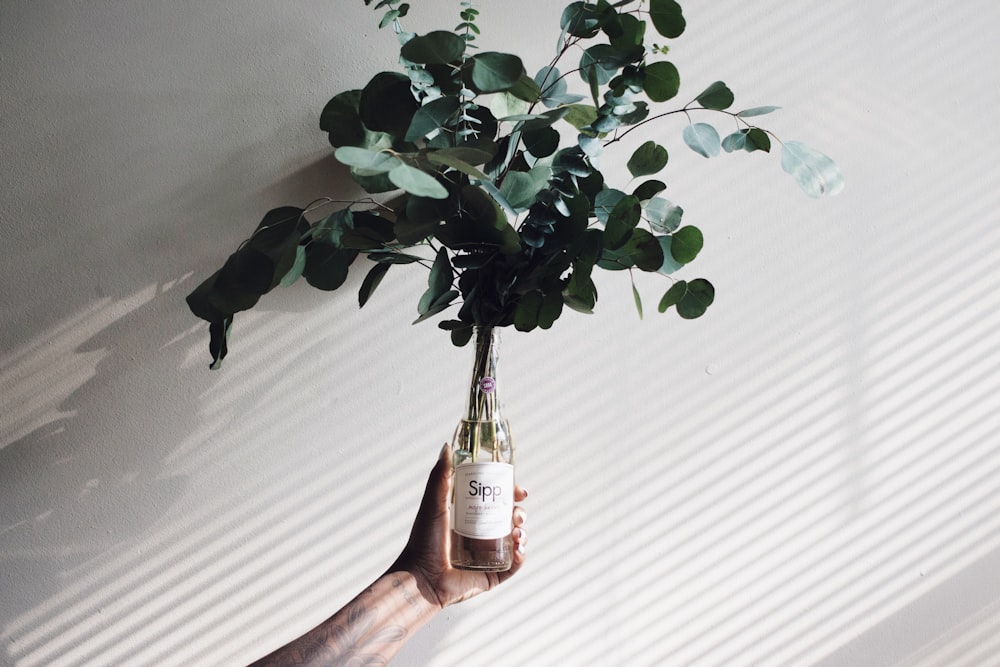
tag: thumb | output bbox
[416,444,452,523]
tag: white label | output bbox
[452,462,514,539]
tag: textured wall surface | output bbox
[2,2,999,665]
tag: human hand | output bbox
[389,445,528,609]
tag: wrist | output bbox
[384,562,445,613]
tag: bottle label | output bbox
[452,462,514,539]
[479,377,496,393]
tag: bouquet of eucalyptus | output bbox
[186,0,842,368]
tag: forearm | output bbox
[249,570,440,666]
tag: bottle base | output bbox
[450,533,513,572]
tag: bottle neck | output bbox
[466,326,502,422]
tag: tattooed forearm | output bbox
[249,573,436,667]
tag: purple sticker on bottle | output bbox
[479,377,496,393]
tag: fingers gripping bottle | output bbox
[450,326,515,571]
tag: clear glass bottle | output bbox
[450,326,515,571]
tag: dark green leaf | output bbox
[649,0,686,38]
[745,128,771,152]
[522,126,560,158]
[279,245,307,286]
[470,52,525,93]
[633,180,667,202]
[359,261,390,307]
[303,245,358,291]
[413,289,459,324]
[632,281,643,319]
[509,73,542,103]
[514,290,542,332]
[319,90,365,147]
[400,30,466,64]
[562,104,599,130]
[405,96,460,141]
[538,290,563,329]
[208,316,232,370]
[627,140,669,178]
[418,249,454,314]
[604,194,642,249]
[560,1,606,38]
[669,225,704,264]
[658,278,714,318]
[359,71,420,136]
[695,81,734,110]
[642,61,680,102]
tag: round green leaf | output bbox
[388,164,449,199]
[405,96,460,141]
[649,0,686,38]
[334,146,401,172]
[627,140,669,178]
[470,52,524,93]
[303,245,358,291]
[560,1,606,38]
[359,71,419,136]
[633,180,667,202]
[669,225,704,264]
[319,90,365,147]
[604,194,641,249]
[359,261,390,308]
[400,30,466,64]
[695,81,735,110]
[642,61,680,102]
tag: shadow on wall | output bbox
[0,148,362,665]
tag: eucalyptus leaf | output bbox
[669,225,704,264]
[722,131,747,153]
[633,180,667,202]
[745,128,771,152]
[642,61,680,102]
[470,52,524,93]
[645,197,683,233]
[279,245,307,286]
[737,105,781,118]
[418,249,453,314]
[604,194,642,250]
[359,71,419,136]
[388,164,449,199]
[335,146,401,172]
[695,81,734,110]
[649,0,686,38]
[405,96,460,141]
[399,30,466,64]
[627,141,669,178]
[658,278,714,318]
[632,281,643,320]
[319,90,365,147]
[682,123,721,158]
[781,141,844,197]
[359,261,391,307]
[427,151,490,180]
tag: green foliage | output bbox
[187,0,843,368]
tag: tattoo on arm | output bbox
[255,586,413,666]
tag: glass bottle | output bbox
[450,326,515,571]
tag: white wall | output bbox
[2,2,999,665]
